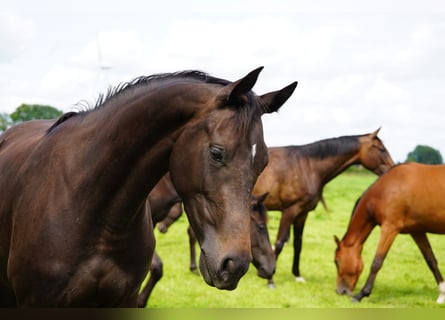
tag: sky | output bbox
[1,0,445,162]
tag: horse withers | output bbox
[334,162,445,304]
[0,67,297,306]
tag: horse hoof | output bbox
[295,276,306,283]
[436,295,445,304]
[267,282,276,289]
[351,297,360,303]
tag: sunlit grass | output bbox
[145,172,445,308]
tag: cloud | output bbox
[0,12,33,63]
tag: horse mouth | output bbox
[199,249,249,290]
[336,285,353,296]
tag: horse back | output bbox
[254,146,320,210]
[364,163,445,234]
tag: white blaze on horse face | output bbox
[251,144,257,164]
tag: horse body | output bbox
[335,162,445,303]
[0,68,297,306]
[253,129,395,284]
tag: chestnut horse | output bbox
[334,162,445,304]
[0,68,297,307]
[137,174,274,307]
[253,129,395,286]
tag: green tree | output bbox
[10,104,63,124]
[406,144,443,164]
[0,113,11,132]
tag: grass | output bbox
[145,172,445,308]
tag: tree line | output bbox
[0,104,442,164]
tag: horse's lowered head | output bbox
[334,235,364,296]
[169,67,297,290]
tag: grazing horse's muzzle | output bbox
[199,250,251,290]
[336,281,353,296]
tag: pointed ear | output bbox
[260,81,298,114]
[370,127,381,139]
[220,66,264,106]
[334,235,341,247]
[257,192,269,204]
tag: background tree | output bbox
[10,104,63,124]
[406,144,443,164]
[0,113,11,132]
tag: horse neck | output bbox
[300,138,360,186]
[74,87,198,227]
[342,200,375,248]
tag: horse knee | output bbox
[151,260,163,281]
[274,241,285,257]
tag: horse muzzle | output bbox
[199,250,250,290]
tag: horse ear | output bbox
[260,81,298,114]
[370,127,381,139]
[222,66,264,106]
[256,192,269,203]
[334,235,341,247]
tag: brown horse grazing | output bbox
[0,68,297,307]
[137,185,274,307]
[253,129,395,285]
[334,162,445,304]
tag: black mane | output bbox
[287,135,372,159]
[47,70,262,136]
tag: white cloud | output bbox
[0,12,33,62]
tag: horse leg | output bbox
[188,225,199,274]
[274,206,297,259]
[292,212,309,282]
[411,233,445,304]
[138,252,163,308]
[353,227,398,302]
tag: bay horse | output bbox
[334,162,445,304]
[137,174,274,306]
[253,129,395,286]
[0,67,297,307]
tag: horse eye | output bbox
[256,223,266,232]
[209,145,225,164]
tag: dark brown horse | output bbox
[0,68,297,307]
[137,175,274,306]
[253,129,395,286]
[334,162,445,304]
[185,192,275,278]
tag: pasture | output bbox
[146,170,445,308]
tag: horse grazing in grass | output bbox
[0,67,297,307]
[137,175,274,306]
[334,162,445,304]
[253,129,395,286]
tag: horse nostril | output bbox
[220,258,235,282]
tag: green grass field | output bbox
[145,172,445,308]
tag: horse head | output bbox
[334,235,364,296]
[169,67,297,290]
[357,128,395,175]
[249,192,275,280]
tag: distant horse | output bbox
[0,67,297,307]
[253,129,395,285]
[137,175,274,306]
[334,162,445,304]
